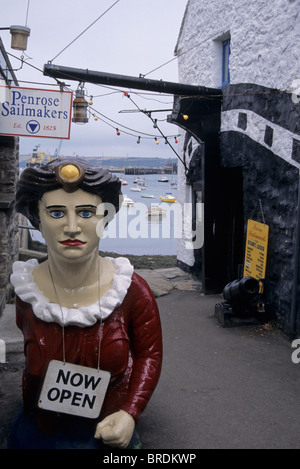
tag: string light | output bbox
[153,119,158,128]
[91,108,180,145]
[88,97,181,149]
[89,96,93,105]
[183,114,189,120]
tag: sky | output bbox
[1,0,188,159]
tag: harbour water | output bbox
[29,173,178,256]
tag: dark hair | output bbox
[16,157,123,229]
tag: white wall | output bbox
[176,137,195,268]
[176,0,300,91]
[175,0,300,270]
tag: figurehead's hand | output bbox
[94,410,135,448]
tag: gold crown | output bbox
[61,164,80,180]
[55,162,85,192]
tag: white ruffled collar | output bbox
[10,257,134,327]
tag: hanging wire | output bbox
[90,105,179,142]
[6,51,67,88]
[18,79,64,87]
[142,29,229,78]
[90,105,174,138]
[25,0,30,27]
[49,0,120,63]
[124,93,188,172]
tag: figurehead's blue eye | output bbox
[79,210,93,218]
[50,210,65,219]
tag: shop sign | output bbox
[0,85,72,139]
[243,219,269,280]
[38,360,111,418]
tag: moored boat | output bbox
[160,192,177,203]
[158,176,169,182]
[122,196,135,206]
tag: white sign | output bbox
[0,86,73,139]
[38,360,111,419]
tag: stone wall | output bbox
[0,136,19,314]
[176,0,299,91]
[220,83,300,336]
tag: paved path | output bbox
[1,271,300,449]
[136,267,202,297]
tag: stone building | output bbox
[0,39,19,316]
[172,0,300,336]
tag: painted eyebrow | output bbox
[45,204,97,209]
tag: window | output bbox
[222,38,230,86]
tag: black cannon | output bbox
[215,276,263,326]
[223,277,260,305]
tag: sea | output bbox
[27,172,178,256]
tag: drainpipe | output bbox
[290,170,300,337]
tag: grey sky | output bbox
[1,0,188,159]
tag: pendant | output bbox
[38,360,111,419]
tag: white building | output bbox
[176,0,299,90]
[172,0,300,335]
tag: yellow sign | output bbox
[243,219,269,280]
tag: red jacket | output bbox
[16,272,162,434]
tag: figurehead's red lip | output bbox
[59,239,86,246]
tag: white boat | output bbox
[122,196,135,206]
[119,178,128,186]
[137,178,147,188]
[133,177,145,184]
[158,176,169,182]
[160,192,177,203]
[130,186,142,192]
[141,194,155,198]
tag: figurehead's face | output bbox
[38,188,103,263]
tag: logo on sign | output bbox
[26,120,40,134]
[38,360,111,419]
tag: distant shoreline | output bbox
[28,239,177,270]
